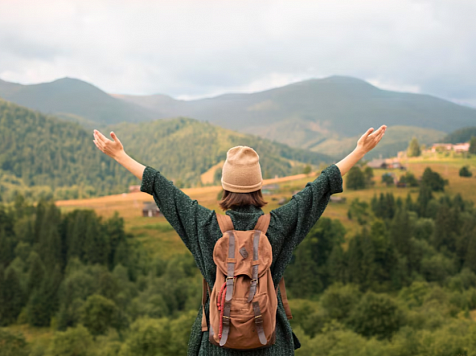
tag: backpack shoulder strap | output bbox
[216,213,234,233]
[278,278,293,320]
[254,213,270,234]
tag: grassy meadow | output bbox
[54,151,476,258]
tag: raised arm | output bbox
[93,129,145,179]
[269,124,387,255]
[336,125,386,176]
[93,129,216,265]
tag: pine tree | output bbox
[407,137,421,157]
[433,205,460,253]
[1,267,24,325]
[469,136,476,154]
[27,252,45,294]
[417,185,433,217]
[346,166,366,190]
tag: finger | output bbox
[364,127,374,137]
[93,140,103,151]
[369,125,385,138]
[110,131,121,144]
[94,130,110,144]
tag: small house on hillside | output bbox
[142,202,163,217]
[330,196,347,203]
[261,184,279,195]
[367,159,387,169]
[454,143,470,152]
[129,185,141,193]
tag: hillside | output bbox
[105,117,333,184]
[0,77,159,127]
[0,99,134,201]
[440,126,476,144]
[116,76,476,156]
[0,100,332,202]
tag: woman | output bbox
[93,124,386,355]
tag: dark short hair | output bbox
[218,190,268,211]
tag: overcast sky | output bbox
[0,0,475,104]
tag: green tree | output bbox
[80,294,120,338]
[320,283,362,321]
[407,137,421,157]
[363,166,374,187]
[120,317,171,356]
[399,172,419,187]
[45,325,92,356]
[470,136,476,154]
[459,165,472,177]
[347,292,404,340]
[303,164,312,175]
[382,173,394,186]
[347,199,370,225]
[346,166,366,190]
[0,329,30,356]
[1,267,24,325]
[421,167,447,192]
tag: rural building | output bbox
[261,184,279,195]
[330,196,347,203]
[142,201,163,217]
[367,158,387,169]
[453,143,470,152]
[129,185,141,193]
[430,143,469,153]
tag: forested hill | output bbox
[106,117,333,186]
[0,99,133,201]
[440,126,476,144]
[0,100,332,202]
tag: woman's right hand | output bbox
[356,125,387,154]
[93,129,126,160]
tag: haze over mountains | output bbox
[1,75,476,159]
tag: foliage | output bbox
[0,100,332,203]
[0,329,29,356]
[3,179,476,354]
[470,136,476,154]
[347,291,404,339]
[347,199,371,225]
[381,173,394,186]
[407,137,421,157]
[399,171,419,187]
[441,127,476,144]
[421,167,448,192]
[459,165,473,177]
[346,166,366,190]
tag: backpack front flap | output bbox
[207,213,278,350]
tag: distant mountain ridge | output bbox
[2,75,475,158]
[0,77,159,128]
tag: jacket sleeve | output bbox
[139,166,216,256]
[268,164,343,255]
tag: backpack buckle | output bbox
[254,314,263,324]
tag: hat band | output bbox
[221,179,262,193]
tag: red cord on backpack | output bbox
[218,281,227,338]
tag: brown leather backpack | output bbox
[201,213,293,350]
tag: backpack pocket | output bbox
[221,292,276,350]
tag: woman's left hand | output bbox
[93,129,125,160]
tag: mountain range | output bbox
[1,75,476,159]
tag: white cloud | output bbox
[0,0,475,103]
